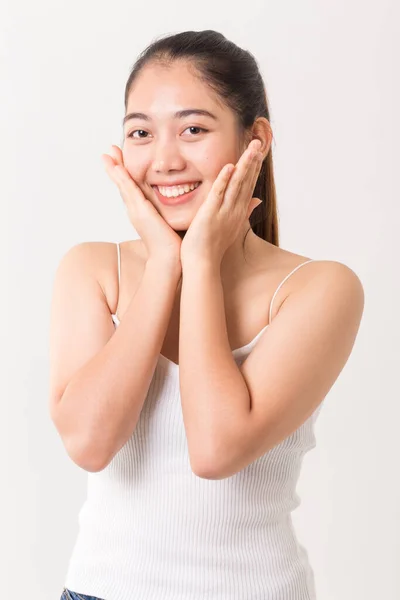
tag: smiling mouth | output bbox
[153,181,201,198]
[153,182,202,205]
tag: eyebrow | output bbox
[122,108,218,127]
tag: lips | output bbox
[153,182,202,206]
[154,181,201,191]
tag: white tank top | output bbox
[64,243,324,600]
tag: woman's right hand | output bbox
[101,145,183,272]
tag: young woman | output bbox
[50,30,365,600]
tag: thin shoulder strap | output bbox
[111,243,121,323]
[116,242,121,288]
[269,259,315,325]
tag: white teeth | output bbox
[157,181,200,198]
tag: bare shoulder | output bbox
[56,240,144,315]
[259,243,364,320]
[288,257,363,320]
[266,244,364,289]
[82,240,144,313]
[275,254,365,345]
[302,258,365,312]
[58,241,118,282]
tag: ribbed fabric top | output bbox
[64,244,324,600]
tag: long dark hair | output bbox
[123,30,279,251]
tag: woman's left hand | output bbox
[180,139,264,267]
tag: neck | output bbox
[173,226,266,300]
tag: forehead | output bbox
[125,62,225,119]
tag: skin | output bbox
[48,62,363,477]
[107,60,316,357]
[121,61,276,291]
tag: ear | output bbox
[247,197,262,219]
[249,117,273,159]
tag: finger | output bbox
[242,149,262,187]
[110,144,124,166]
[113,164,142,197]
[229,144,256,190]
[101,153,119,184]
[248,153,263,194]
[238,154,262,216]
[101,155,142,207]
[210,163,235,210]
[101,155,133,199]
[101,153,138,193]
[223,146,255,210]
[109,152,151,201]
[101,145,124,180]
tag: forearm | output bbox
[179,260,250,473]
[59,259,182,471]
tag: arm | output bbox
[179,260,364,480]
[178,259,251,475]
[49,242,181,472]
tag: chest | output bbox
[108,242,311,368]
[160,270,286,366]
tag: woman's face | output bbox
[122,62,245,230]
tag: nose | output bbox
[152,140,186,173]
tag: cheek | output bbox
[123,155,146,180]
[210,149,237,174]
[200,155,227,181]
[198,143,228,173]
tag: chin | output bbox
[164,217,190,236]
[161,208,197,228]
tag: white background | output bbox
[1,1,399,599]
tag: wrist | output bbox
[146,257,182,279]
[181,256,221,276]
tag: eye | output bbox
[182,126,208,136]
[127,129,149,139]
[126,126,208,139]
